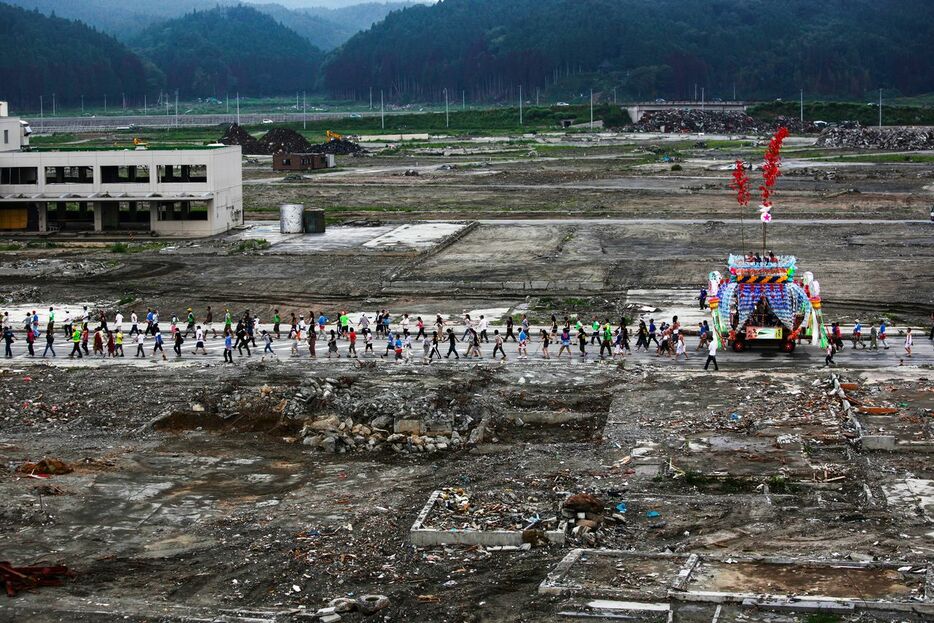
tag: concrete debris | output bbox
[625,110,817,134]
[424,487,560,532]
[816,123,934,150]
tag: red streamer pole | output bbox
[757,127,789,254]
[729,160,751,253]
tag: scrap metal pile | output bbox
[1,562,74,597]
[425,487,560,532]
[219,124,363,156]
[625,110,815,134]
[816,123,934,150]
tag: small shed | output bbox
[272,152,336,172]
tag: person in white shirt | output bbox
[401,314,410,338]
[135,332,146,358]
[478,315,489,343]
[704,337,718,371]
[904,328,913,357]
[129,311,139,335]
[193,326,207,355]
[114,312,124,332]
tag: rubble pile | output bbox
[625,110,817,134]
[307,138,365,156]
[218,124,365,156]
[212,378,474,455]
[425,487,561,532]
[258,127,313,155]
[218,123,263,153]
[816,124,934,150]
[562,493,607,545]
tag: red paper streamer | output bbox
[729,160,751,206]
[759,127,789,207]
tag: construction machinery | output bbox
[326,130,343,142]
[706,254,827,353]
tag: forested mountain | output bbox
[0,2,157,108]
[322,0,934,102]
[134,5,324,97]
[5,0,414,49]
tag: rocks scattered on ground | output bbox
[625,110,817,134]
[816,123,934,150]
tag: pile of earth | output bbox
[624,110,818,134]
[219,124,364,156]
[816,123,934,150]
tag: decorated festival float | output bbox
[706,128,829,353]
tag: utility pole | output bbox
[104,94,107,113]
[81,94,84,114]
[303,91,307,130]
[444,88,449,128]
[701,87,705,110]
[380,90,384,130]
[51,93,55,116]
[39,95,43,132]
[694,83,697,101]
[226,93,229,115]
[174,90,179,127]
[122,92,126,110]
[878,88,882,128]
[519,85,523,125]
[369,86,372,110]
[462,90,465,111]
[144,94,147,116]
[236,92,240,125]
[733,83,736,101]
[800,89,804,123]
[536,87,539,106]
[590,89,594,130]
[613,87,616,105]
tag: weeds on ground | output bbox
[0,242,24,251]
[109,242,167,254]
[233,239,270,253]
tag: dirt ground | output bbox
[1,131,933,622]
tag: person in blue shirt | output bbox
[318,313,328,337]
[152,330,167,361]
[852,320,865,349]
[879,320,889,349]
[648,319,659,347]
[223,330,234,363]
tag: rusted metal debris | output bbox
[0,562,74,597]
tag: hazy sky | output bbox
[251,0,432,8]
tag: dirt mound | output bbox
[307,138,365,155]
[816,124,934,150]
[219,123,263,153]
[259,127,313,155]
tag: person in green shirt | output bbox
[69,326,82,359]
[339,312,350,339]
[183,308,196,337]
[272,309,281,339]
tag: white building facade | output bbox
[0,104,243,237]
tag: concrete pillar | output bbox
[37,202,47,232]
[92,201,102,232]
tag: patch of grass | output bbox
[26,240,57,249]
[233,239,270,253]
[109,241,167,254]
[670,164,683,171]
[117,295,136,306]
[805,614,841,623]
[0,242,24,251]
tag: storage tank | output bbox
[303,208,326,234]
[279,203,304,233]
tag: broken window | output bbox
[155,200,208,221]
[44,166,93,184]
[157,164,207,183]
[0,167,38,184]
[101,165,150,184]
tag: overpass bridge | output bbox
[624,101,748,123]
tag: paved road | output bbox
[30,110,409,133]
[2,325,929,370]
